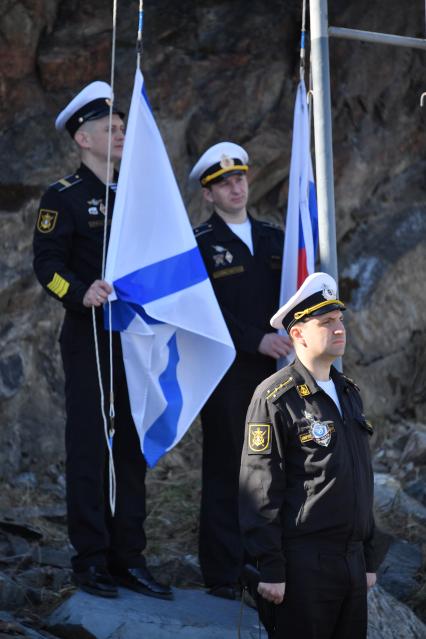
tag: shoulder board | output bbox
[259,220,282,231]
[194,222,213,237]
[342,375,360,392]
[50,174,83,192]
[265,375,295,401]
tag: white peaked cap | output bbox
[55,81,121,136]
[189,141,249,186]
[270,272,346,332]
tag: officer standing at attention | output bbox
[33,81,172,601]
[239,272,380,638]
[190,142,292,599]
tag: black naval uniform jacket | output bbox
[33,163,149,572]
[194,211,283,358]
[33,163,116,313]
[239,358,379,584]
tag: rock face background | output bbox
[1,0,425,481]
[0,0,425,629]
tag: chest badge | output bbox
[302,411,334,447]
[212,245,233,267]
[87,198,106,215]
[297,384,311,397]
[248,423,272,454]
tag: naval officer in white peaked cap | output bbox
[33,80,172,601]
[239,271,381,639]
[55,81,124,138]
[189,141,249,186]
[191,140,292,599]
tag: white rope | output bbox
[101,0,118,280]
[91,0,119,516]
[92,307,116,515]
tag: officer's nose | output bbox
[334,321,345,334]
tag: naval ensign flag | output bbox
[105,69,235,467]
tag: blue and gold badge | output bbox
[300,411,335,447]
[248,423,272,454]
[37,209,58,233]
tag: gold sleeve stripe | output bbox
[47,273,70,298]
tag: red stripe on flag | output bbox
[297,247,309,288]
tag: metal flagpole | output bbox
[328,26,426,50]
[309,0,342,371]
[309,0,338,282]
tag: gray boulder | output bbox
[47,587,260,639]
[374,473,426,539]
[378,539,423,601]
[367,585,426,639]
[46,584,426,639]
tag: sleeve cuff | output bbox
[259,555,286,583]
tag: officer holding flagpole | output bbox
[33,81,172,601]
[190,142,292,598]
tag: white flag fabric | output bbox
[280,79,318,308]
[105,69,235,467]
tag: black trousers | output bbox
[60,312,147,572]
[199,354,274,587]
[262,541,368,639]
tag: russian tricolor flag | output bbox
[280,80,318,309]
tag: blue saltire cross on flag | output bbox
[105,69,235,467]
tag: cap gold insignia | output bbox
[322,284,335,300]
[248,423,271,454]
[220,154,235,169]
[297,384,311,397]
[105,98,112,107]
[37,209,58,233]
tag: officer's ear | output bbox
[74,129,91,151]
[74,121,95,151]
[202,186,214,204]
[289,323,306,347]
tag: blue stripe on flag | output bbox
[298,208,305,250]
[105,300,163,331]
[113,246,208,305]
[308,180,318,258]
[141,85,153,113]
[144,332,182,467]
